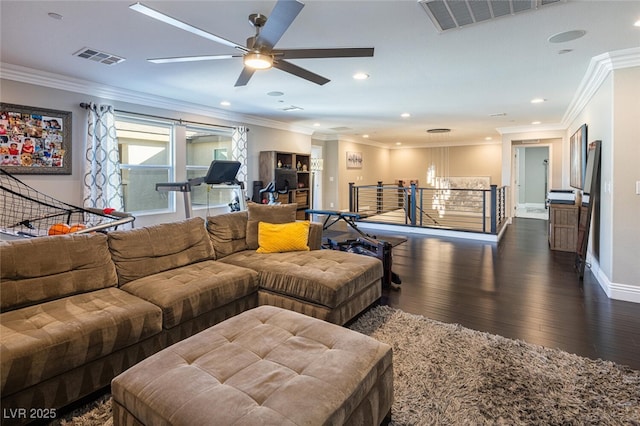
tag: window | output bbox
[185,125,235,209]
[116,116,173,214]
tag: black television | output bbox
[204,160,241,184]
[274,168,297,192]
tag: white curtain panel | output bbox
[232,126,248,188]
[82,103,123,211]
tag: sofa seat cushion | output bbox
[220,250,383,309]
[120,260,259,329]
[0,287,162,397]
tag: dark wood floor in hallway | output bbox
[369,217,640,370]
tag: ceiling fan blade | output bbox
[234,67,256,87]
[273,60,330,85]
[148,54,238,64]
[130,2,246,51]
[275,47,375,60]
[256,0,304,50]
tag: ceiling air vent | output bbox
[418,0,563,32]
[73,47,125,65]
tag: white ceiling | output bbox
[1,1,639,147]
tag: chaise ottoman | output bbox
[112,305,393,425]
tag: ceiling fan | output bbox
[129,0,375,87]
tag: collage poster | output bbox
[0,107,67,171]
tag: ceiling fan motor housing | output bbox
[249,13,268,28]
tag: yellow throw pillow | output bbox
[257,221,310,254]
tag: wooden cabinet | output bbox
[548,203,579,252]
[259,151,311,219]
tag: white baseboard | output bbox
[588,254,640,304]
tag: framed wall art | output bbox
[569,123,587,189]
[346,151,363,169]
[0,103,72,175]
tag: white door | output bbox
[311,145,323,210]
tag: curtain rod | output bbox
[79,102,237,130]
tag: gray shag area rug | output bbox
[52,306,640,425]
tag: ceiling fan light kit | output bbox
[244,52,273,70]
[129,0,374,86]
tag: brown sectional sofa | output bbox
[0,209,383,424]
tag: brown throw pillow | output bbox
[246,203,297,249]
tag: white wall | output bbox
[0,78,311,227]
[567,74,613,279]
[317,139,505,212]
[390,144,503,186]
[566,65,640,297]
[336,140,392,210]
[611,67,640,287]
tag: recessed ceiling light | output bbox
[313,123,321,127]
[220,101,230,106]
[362,134,369,138]
[634,19,640,27]
[267,91,284,97]
[485,137,493,141]
[282,105,303,112]
[548,30,586,43]
[426,128,451,134]
[395,142,402,146]
[531,98,546,104]
[558,49,573,55]
[48,12,63,20]
[531,121,541,125]
[353,72,369,80]
[401,113,411,118]
[489,112,507,117]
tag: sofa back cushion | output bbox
[108,217,214,286]
[246,203,297,250]
[0,233,117,312]
[206,211,248,259]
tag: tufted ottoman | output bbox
[112,305,393,425]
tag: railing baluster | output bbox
[410,183,417,226]
[490,185,497,234]
[349,182,355,212]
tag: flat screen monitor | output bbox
[204,160,241,184]
[274,168,297,192]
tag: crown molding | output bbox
[562,47,640,127]
[0,63,314,136]
[496,123,566,136]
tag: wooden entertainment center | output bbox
[259,150,311,220]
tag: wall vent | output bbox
[73,47,125,65]
[418,0,563,32]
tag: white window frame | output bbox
[115,114,175,216]
[185,124,235,211]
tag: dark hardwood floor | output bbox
[342,218,640,370]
